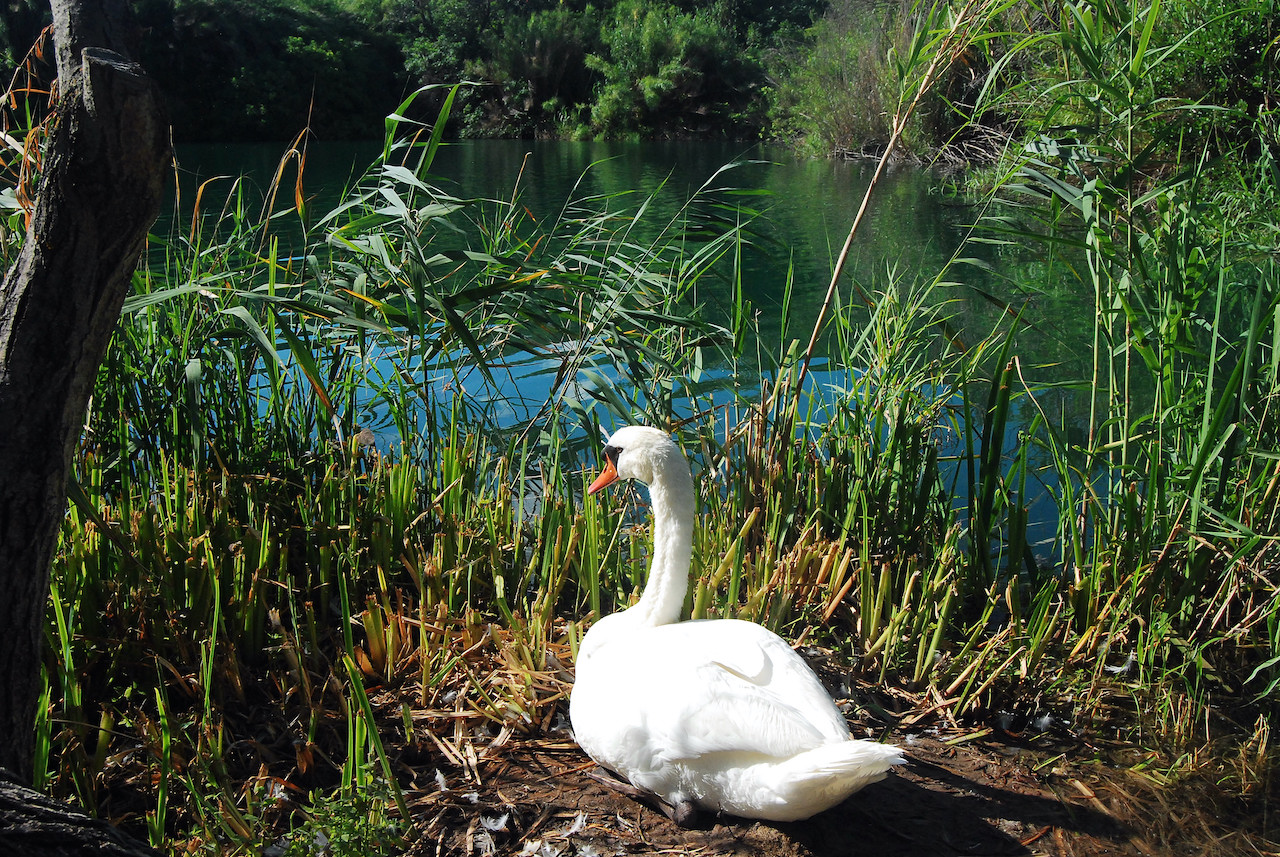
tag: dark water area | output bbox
[167,139,1032,346]
[165,139,1098,559]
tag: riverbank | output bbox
[17,4,1280,853]
[7,0,1271,173]
[70,606,1278,855]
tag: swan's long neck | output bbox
[633,450,695,628]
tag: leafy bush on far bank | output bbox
[587,0,765,138]
[767,0,988,161]
[464,6,602,138]
[137,0,403,141]
[768,0,911,157]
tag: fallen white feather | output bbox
[481,813,509,832]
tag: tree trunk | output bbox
[0,769,161,856]
[0,0,169,784]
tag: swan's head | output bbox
[587,425,682,494]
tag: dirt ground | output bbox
[367,636,1279,857]
[397,723,1277,857]
[70,615,1280,856]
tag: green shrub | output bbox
[281,784,406,857]
[587,0,766,138]
[982,0,1279,172]
[466,6,602,136]
[767,0,969,159]
[137,0,403,141]
[1148,0,1278,154]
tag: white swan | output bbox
[570,425,903,824]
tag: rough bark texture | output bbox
[0,0,169,782]
[52,0,144,83]
[0,769,162,856]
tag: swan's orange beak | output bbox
[588,457,619,495]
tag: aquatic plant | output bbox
[22,2,1280,851]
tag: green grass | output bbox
[14,3,1280,852]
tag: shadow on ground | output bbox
[406,735,1147,857]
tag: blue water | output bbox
[172,139,1084,567]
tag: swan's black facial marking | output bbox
[604,444,622,466]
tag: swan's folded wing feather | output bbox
[663,664,830,759]
[639,621,851,760]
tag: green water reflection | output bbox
[171,139,1090,378]
[168,139,1110,554]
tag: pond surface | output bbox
[170,139,1094,556]
[171,139,1085,362]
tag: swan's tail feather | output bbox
[760,740,904,821]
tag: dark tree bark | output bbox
[0,769,161,856]
[0,0,169,788]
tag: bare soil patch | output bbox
[398,725,1276,857]
[374,637,1275,857]
[83,626,1277,856]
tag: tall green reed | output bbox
[34,6,1280,846]
[44,81,776,847]
[974,0,1280,709]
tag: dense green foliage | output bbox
[136,0,402,141]
[4,0,1280,852]
[773,0,1279,161]
[586,0,763,137]
[983,0,1279,162]
[465,6,602,136]
[340,0,797,138]
[770,5,894,156]
[2,0,806,141]
[1,0,1273,153]
[0,0,404,141]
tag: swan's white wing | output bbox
[665,664,829,759]
[572,619,849,770]
[654,620,850,759]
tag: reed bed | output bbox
[16,2,1280,853]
